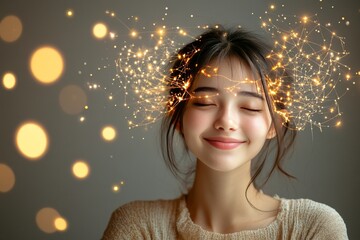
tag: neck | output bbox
[186,160,278,233]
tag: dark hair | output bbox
[161,26,297,192]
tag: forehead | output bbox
[192,57,261,92]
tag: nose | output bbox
[214,105,239,131]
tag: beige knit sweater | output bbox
[102,195,348,239]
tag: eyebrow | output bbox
[192,86,264,100]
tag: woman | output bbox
[102,26,348,239]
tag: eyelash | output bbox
[192,102,215,107]
[241,107,262,112]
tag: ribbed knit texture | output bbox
[102,196,348,239]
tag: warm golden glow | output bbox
[93,23,108,39]
[66,9,73,17]
[2,72,16,90]
[112,185,119,192]
[101,126,117,141]
[336,121,342,127]
[157,28,165,36]
[15,122,49,160]
[303,16,308,23]
[130,30,138,38]
[36,208,60,233]
[0,15,22,42]
[112,181,125,193]
[0,164,15,192]
[59,85,87,115]
[72,161,90,179]
[30,46,64,84]
[54,217,68,231]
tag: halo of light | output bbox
[36,208,60,233]
[30,46,64,84]
[15,121,49,160]
[54,217,68,231]
[2,72,16,90]
[112,181,124,193]
[101,126,117,141]
[66,9,73,17]
[59,85,87,115]
[72,161,90,179]
[0,164,16,192]
[112,185,120,192]
[0,15,22,42]
[92,23,108,39]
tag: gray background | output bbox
[0,0,359,239]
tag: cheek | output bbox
[183,109,210,131]
[242,115,271,138]
[182,109,204,148]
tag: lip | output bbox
[204,137,246,150]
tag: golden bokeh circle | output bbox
[93,23,108,39]
[36,208,60,233]
[54,217,68,231]
[30,46,64,84]
[0,164,16,192]
[72,161,90,179]
[2,72,16,90]
[66,9,74,17]
[101,126,117,141]
[59,85,87,115]
[0,15,22,42]
[15,121,49,160]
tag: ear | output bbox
[266,123,276,139]
[175,121,181,132]
[266,110,287,139]
[266,112,284,139]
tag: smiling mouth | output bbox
[204,137,246,150]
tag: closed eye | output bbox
[192,102,215,107]
[241,107,262,112]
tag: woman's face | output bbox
[181,57,274,173]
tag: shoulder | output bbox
[281,198,348,239]
[102,197,182,239]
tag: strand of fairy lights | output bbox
[260,11,354,131]
[114,23,198,127]
[102,6,357,131]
